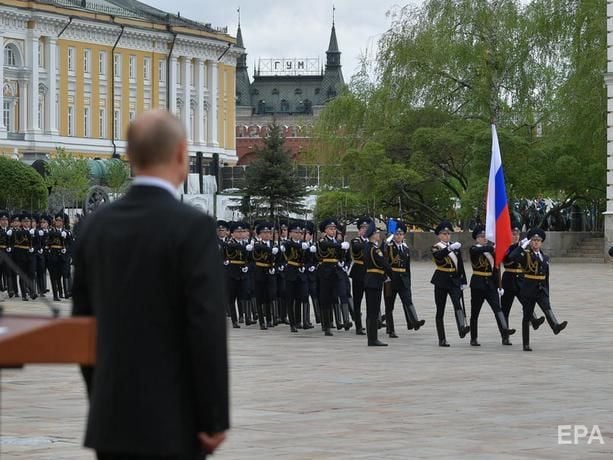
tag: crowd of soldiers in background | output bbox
[216,216,570,350]
[0,211,74,302]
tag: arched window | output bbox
[280,99,289,112]
[4,44,20,67]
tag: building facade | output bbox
[234,20,344,165]
[0,0,240,165]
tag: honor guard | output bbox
[216,220,229,256]
[252,222,278,329]
[430,221,470,347]
[223,221,253,328]
[0,211,11,295]
[316,218,348,336]
[508,228,568,351]
[468,225,515,346]
[275,221,289,325]
[35,214,50,297]
[11,214,37,301]
[363,220,393,346]
[383,221,425,338]
[349,217,371,335]
[334,225,354,331]
[46,213,69,301]
[284,222,311,332]
[501,221,545,333]
[304,222,320,326]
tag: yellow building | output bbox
[0,0,239,165]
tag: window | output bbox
[38,39,44,68]
[129,55,136,79]
[176,60,182,84]
[129,110,136,122]
[99,51,106,76]
[114,53,121,77]
[4,46,16,67]
[84,107,90,137]
[113,109,121,138]
[3,101,11,130]
[68,47,75,72]
[143,57,151,81]
[99,108,106,138]
[84,49,91,74]
[67,106,74,136]
[158,61,166,83]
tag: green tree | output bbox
[45,147,90,209]
[0,157,48,211]
[105,159,130,194]
[239,124,307,221]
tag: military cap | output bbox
[472,224,486,240]
[54,212,65,221]
[318,217,338,232]
[0,210,9,219]
[21,213,32,221]
[395,221,407,233]
[434,221,454,235]
[216,220,229,230]
[288,222,302,232]
[11,214,21,221]
[255,222,274,234]
[229,221,249,233]
[510,220,521,232]
[527,227,546,241]
[364,220,377,239]
[40,214,51,223]
[356,216,372,228]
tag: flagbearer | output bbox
[430,221,470,347]
[508,228,568,351]
[468,225,516,346]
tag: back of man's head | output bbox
[126,110,186,173]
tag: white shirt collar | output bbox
[132,176,178,198]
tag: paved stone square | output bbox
[1,262,612,459]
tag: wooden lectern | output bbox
[0,315,96,367]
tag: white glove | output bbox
[268,268,276,275]
[309,245,317,253]
[449,242,461,250]
[497,288,505,296]
[278,265,285,272]
[223,259,229,266]
[61,248,66,254]
[337,261,344,269]
[6,247,11,253]
[301,242,309,250]
[38,230,44,236]
[520,238,530,249]
[245,244,253,251]
[272,247,279,255]
[341,241,350,250]
[61,231,67,238]
[460,284,467,290]
[384,276,391,283]
[279,245,286,252]
[308,266,316,272]
[241,266,248,273]
[28,247,34,253]
[386,234,394,243]
[38,249,43,254]
[298,267,305,273]
[29,228,35,236]
[6,229,12,236]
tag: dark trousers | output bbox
[520,289,552,321]
[285,276,307,325]
[227,277,249,323]
[470,288,504,340]
[501,288,520,323]
[351,275,365,320]
[434,285,464,341]
[97,452,202,460]
[384,283,413,327]
[365,287,382,320]
[255,271,277,324]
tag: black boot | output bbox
[522,320,532,351]
[403,303,425,331]
[544,309,567,335]
[312,298,321,324]
[455,308,470,338]
[333,304,343,330]
[386,308,398,338]
[324,309,333,336]
[531,312,545,330]
[367,319,387,346]
[303,302,314,329]
[355,314,365,335]
[341,303,353,331]
[436,316,449,346]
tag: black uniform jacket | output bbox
[430,240,467,289]
[469,244,497,290]
[384,241,411,290]
[502,243,524,292]
[364,242,393,289]
[72,185,229,456]
[508,244,550,297]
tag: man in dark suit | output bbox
[72,110,229,460]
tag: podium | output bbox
[0,315,96,367]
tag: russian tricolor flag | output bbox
[485,125,512,267]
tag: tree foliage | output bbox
[105,159,130,194]
[0,157,48,211]
[45,147,90,208]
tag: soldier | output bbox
[468,225,516,346]
[303,221,320,327]
[7,215,21,297]
[11,214,37,301]
[349,217,370,335]
[21,214,39,300]
[58,213,74,298]
[383,221,425,338]
[430,221,470,347]
[46,213,70,301]
[252,222,278,329]
[508,228,568,351]
[501,221,545,336]
[0,211,11,296]
[363,220,393,346]
[335,225,353,331]
[275,221,289,325]
[284,222,310,332]
[223,221,253,328]
[216,220,229,254]
[34,214,50,297]
[316,218,348,336]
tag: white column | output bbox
[181,57,191,141]
[19,80,28,133]
[196,58,205,145]
[0,33,6,135]
[46,36,58,135]
[207,60,218,147]
[27,30,40,135]
[168,56,177,115]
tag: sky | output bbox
[145,0,418,81]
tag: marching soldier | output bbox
[501,221,545,335]
[383,221,425,338]
[335,225,353,331]
[284,222,310,332]
[34,214,50,297]
[7,215,21,297]
[12,214,38,301]
[216,220,229,256]
[316,218,348,336]
[430,221,470,347]
[363,220,393,346]
[468,225,515,346]
[349,217,370,335]
[0,211,11,296]
[508,228,568,351]
[223,221,253,328]
[252,222,278,329]
[275,221,289,325]
[304,222,320,326]
[46,213,69,301]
